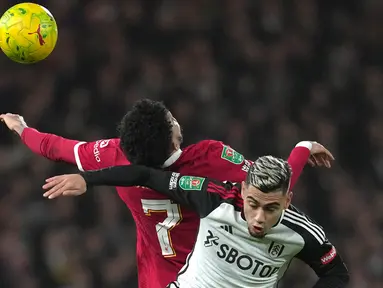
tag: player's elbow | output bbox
[319,264,350,287]
[335,262,350,284]
[342,270,350,285]
[334,272,350,285]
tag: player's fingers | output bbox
[47,186,74,199]
[47,186,67,199]
[316,155,327,167]
[322,156,330,168]
[45,176,59,183]
[43,181,66,198]
[45,175,68,183]
[42,178,62,190]
[320,155,331,168]
[324,150,335,161]
[312,155,323,167]
[307,158,315,167]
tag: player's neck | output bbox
[162,149,182,168]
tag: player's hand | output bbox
[308,141,334,168]
[42,174,87,199]
[0,113,28,136]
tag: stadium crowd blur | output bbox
[0,0,382,287]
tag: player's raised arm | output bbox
[43,165,227,217]
[0,113,118,170]
[288,141,334,189]
[196,140,333,191]
[1,113,80,163]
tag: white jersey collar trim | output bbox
[162,149,182,168]
[273,209,285,227]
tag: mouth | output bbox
[252,226,263,233]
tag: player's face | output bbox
[241,182,292,238]
[167,112,183,151]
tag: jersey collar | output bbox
[162,149,182,168]
[272,210,285,227]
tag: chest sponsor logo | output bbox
[178,176,205,191]
[203,230,280,278]
[221,145,244,165]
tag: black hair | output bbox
[118,99,173,167]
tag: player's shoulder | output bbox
[79,138,121,149]
[182,140,243,162]
[87,138,123,156]
[209,181,244,211]
[176,140,222,164]
[95,138,121,148]
[183,139,223,153]
[281,205,326,245]
[97,138,128,163]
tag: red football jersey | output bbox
[21,128,307,288]
[73,139,253,288]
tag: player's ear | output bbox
[284,191,293,209]
[241,181,247,198]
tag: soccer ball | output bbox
[0,3,58,64]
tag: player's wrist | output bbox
[295,141,312,151]
[14,124,26,136]
[79,172,92,186]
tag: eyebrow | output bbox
[247,196,281,207]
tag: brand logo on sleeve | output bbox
[99,140,110,148]
[320,246,337,265]
[169,173,180,190]
[93,139,110,162]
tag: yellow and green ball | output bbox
[0,2,58,64]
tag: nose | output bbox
[253,208,266,224]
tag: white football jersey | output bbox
[167,202,329,288]
[159,176,347,288]
[81,145,349,288]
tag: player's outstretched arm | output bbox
[1,113,81,164]
[1,113,118,171]
[42,165,225,217]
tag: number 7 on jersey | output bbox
[141,199,183,257]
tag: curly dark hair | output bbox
[118,99,173,167]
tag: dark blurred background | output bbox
[0,0,382,287]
